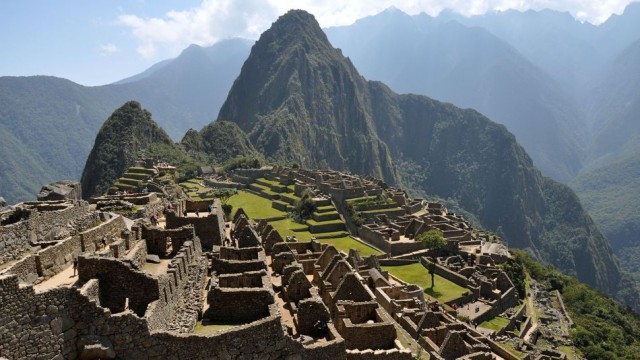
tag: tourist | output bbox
[195,209,200,217]
[101,238,107,249]
[73,257,78,276]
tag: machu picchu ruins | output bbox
[0,161,580,359]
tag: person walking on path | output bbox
[73,258,78,276]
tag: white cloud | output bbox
[99,43,119,55]
[117,0,638,59]
[117,0,279,58]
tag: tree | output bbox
[211,188,237,205]
[417,229,446,254]
[426,261,436,288]
[221,204,233,219]
[291,189,317,223]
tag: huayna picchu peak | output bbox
[219,10,398,184]
[2,5,640,360]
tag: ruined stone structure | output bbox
[0,162,542,359]
[164,199,225,250]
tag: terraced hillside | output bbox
[226,176,382,257]
[109,166,157,194]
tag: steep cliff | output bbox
[218,10,397,182]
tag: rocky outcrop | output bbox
[37,180,82,201]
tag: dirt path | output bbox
[34,264,77,293]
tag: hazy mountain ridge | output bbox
[326,9,588,183]
[0,39,251,204]
[216,10,622,297]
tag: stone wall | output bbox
[212,258,266,274]
[125,240,148,269]
[0,220,32,264]
[2,254,38,283]
[205,288,275,322]
[37,235,82,278]
[218,270,265,288]
[141,225,195,256]
[0,275,78,359]
[185,199,213,212]
[0,202,94,255]
[78,256,159,317]
[346,348,414,359]
[219,246,261,260]
[79,215,127,253]
[420,257,473,288]
[3,267,360,360]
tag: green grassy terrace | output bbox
[479,316,510,332]
[382,263,469,303]
[227,189,381,256]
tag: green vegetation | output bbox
[80,101,179,198]
[269,218,311,240]
[227,190,283,220]
[181,120,259,165]
[193,320,239,334]
[290,190,317,222]
[222,155,262,173]
[225,180,377,256]
[479,316,510,332]
[499,258,527,298]
[317,236,381,257]
[512,250,640,359]
[416,229,446,253]
[382,263,469,303]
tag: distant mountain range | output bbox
[326,9,588,183]
[0,39,251,203]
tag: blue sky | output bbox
[1,0,637,86]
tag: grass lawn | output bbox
[500,342,526,359]
[270,218,312,240]
[558,345,581,360]
[306,219,344,226]
[192,320,239,335]
[256,177,281,186]
[479,316,510,331]
[382,263,469,303]
[227,190,285,220]
[317,236,382,257]
[361,207,403,214]
[226,189,381,257]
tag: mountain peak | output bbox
[80,101,172,198]
[259,9,330,51]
